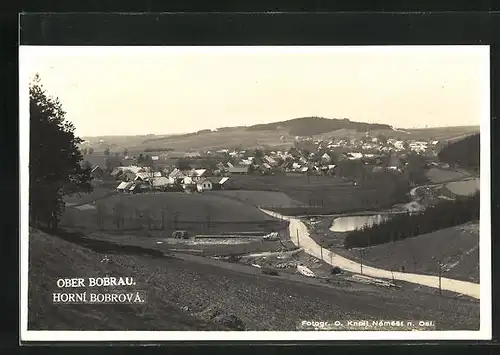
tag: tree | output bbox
[94,203,107,231]
[123,148,129,157]
[29,74,92,230]
[82,160,93,171]
[137,153,144,164]
[113,201,127,229]
[105,155,122,173]
[405,153,427,185]
[104,147,110,156]
[254,149,264,159]
[88,147,94,155]
[177,158,192,171]
[377,134,388,145]
[82,147,88,155]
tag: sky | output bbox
[20,46,489,137]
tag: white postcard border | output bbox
[19,45,491,342]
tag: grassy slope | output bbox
[355,222,480,283]
[28,228,225,331]
[309,218,479,283]
[28,228,479,331]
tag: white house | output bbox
[321,153,331,164]
[348,152,363,160]
[196,178,213,192]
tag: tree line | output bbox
[344,191,479,248]
[438,133,479,172]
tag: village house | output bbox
[152,176,171,190]
[321,153,331,164]
[116,181,134,193]
[90,166,104,179]
[169,168,186,183]
[196,178,213,192]
[184,152,201,158]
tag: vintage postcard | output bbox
[19,45,491,341]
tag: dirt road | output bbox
[260,209,480,299]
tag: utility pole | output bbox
[296,228,300,248]
[320,246,323,261]
[438,262,442,295]
[360,250,364,275]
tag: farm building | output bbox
[110,167,125,179]
[116,181,134,192]
[169,168,186,183]
[321,153,331,164]
[134,172,150,182]
[218,177,230,189]
[229,166,250,175]
[152,177,171,190]
[129,182,151,194]
[196,178,213,192]
[90,166,104,179]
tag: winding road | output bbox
[260,208,480,300]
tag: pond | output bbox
[329,214,391,232]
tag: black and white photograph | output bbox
[20,45,490,341]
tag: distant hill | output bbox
[79,119,479,154]
[438,133,480,171]
[245,117,391,136]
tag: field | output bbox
[206,190,302,208]
[61,191,285,236]
[28,228,479,331]
[307,217,479,283]
[425,167,470,184]
[228,174,403,215]
[445,179,480,197]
